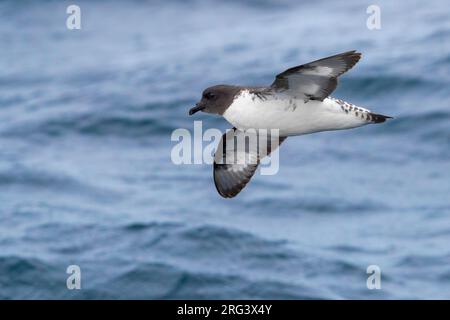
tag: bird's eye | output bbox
[204,92,215,99]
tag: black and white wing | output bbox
[271,50,361,102]
[213,128,286,198]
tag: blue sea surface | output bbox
[0,0,449,299]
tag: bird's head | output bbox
[189,85,240,116]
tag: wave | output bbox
[0,256,60,299]
[103,262,326,299]
[241,195,387,215]
[339,75,438,97]
[378,111,450,144]
[0,165,122,202]
[0,98,193,139]
[1,112,176,140]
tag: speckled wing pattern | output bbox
[271,50,361,102]
[213,128,286,198]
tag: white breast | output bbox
[223,90,370,136]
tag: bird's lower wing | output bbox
[213,128,286,198]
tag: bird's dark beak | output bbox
[189,103,205,116]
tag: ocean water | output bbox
[0,0,449,299]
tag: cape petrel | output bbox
[189,50,392,198]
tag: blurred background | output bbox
[0,0,449,299]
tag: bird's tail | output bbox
[369,113,393,123]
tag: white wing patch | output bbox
[271,50,361,102]
[213,128,286,198]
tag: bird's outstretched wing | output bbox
[271,50,361,102]
[213,128,286,198]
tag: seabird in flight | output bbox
[189,50,392,198]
